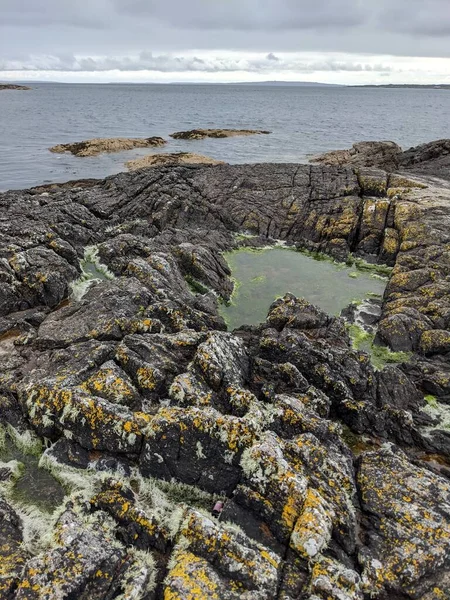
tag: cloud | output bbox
[0,0,449,83]
[0,51,393,74]
[378,0,450,37]
[112,0,365,31]
[0,0,110,28]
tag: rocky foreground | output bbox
[0,142,450,599]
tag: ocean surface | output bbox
[1,83,450,191]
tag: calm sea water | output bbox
[1,83,450,191]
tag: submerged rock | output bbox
[126,152,225,170]
[0,148,450,598]
[170,128,271,140]
[49,136,166,157]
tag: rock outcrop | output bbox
[170,128,271,140]
[126,152,225,170]
[311,141,403,171]
[0,83,32,91]
[49,137,166,157]
[0,84,31,91]
[312,138,450,181]
[0,153,450,599]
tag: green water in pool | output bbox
[0,435,65,512]
[219,247,386,330]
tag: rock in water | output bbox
[0,84,31,91]
[49,136,167,157]
[0,149,450,599]
[126,152,225,170]
[170,128,271,139]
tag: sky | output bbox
[1,0,450,84]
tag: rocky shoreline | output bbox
[0,142,449,599]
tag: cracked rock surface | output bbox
[0,152,450,599]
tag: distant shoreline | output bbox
[1,81,449,88]
[349,84,450,89]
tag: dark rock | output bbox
[170,128,271,140]
[0,499,28,598]
[0,154,449,599]
[357,447,450,598]
[311,141,403,171]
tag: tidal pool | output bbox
[71,245,114,301]
[220,247,387,330]
[0,434,65,513]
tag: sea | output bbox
[1,83,450,191]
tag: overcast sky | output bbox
[1,0,450,84]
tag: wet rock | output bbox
[50,136,166,157]
[0,84,31,90]
[126,152,225,170]
[170,128,271,140]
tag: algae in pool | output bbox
[71,245,114,301]
[220,247,386,330]
[0,434,65,512]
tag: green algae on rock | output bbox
[347,323,412,370]
[219,247,386,331]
